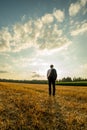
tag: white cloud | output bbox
[41,9,64,23]
[41,14,54,24]
[80,0,87,6]
[11,22,35,52]
[31,71,43,79]
[70,21,87,36]
[35,23,69,50]
[34,19,43,30]
[53,9,64,22]
[69,0,87,16]
[0,9,71,53]
[0,27,11,52]
[69,3,81,16]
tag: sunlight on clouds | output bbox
[11,56,48,79]
[53,9,64,22]
[69,0,87,16]
[24,21,33,33]
[0,9,71,53]
[41,14,54,24]
[0,27,11,52]
[36,27,70,50]
[69,3,81,16]
[12,55,47,70]
[71,21,87,36]
[80,0,87,6]
[0,1,87,80]
[12,22,35,52]
[34,19,43,30]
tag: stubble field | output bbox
[0,82,87,130]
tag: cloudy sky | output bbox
[0,0,87,80]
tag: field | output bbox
[0,82,87,130]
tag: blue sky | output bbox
[0,0,87,80]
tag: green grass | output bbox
[57,81,87,86]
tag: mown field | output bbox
[0,82,87,130]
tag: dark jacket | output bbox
[48,68,57,80]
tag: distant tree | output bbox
[73,77,82,81]
[66,77,72,82]
[61,77,72,82]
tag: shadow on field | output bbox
[44,96,67,130]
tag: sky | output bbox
[0,0,87,80]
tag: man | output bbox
[47,64,57,96]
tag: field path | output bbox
[40,96,68,130]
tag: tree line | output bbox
[59,77,87,82]
[0,77,87,84]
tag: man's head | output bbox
[50,64,54,68]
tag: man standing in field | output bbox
[47,64,57,96]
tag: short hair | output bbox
[50,64,54,68]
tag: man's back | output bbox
[47,64,57,96]
[48,68,57,80]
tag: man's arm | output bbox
[54,69,57,80]
[47,69,51,79]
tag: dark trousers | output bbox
[48,78,56,96]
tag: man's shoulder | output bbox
[47,69,51,71]
[47,69,51,74]
[52,68,56,71]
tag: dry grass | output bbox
[0,82,87,130]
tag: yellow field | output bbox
[0,82,87,130]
